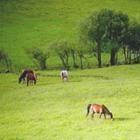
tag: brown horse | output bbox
[19,69,34,83]
[86,104,113,120]
[26,72,37,86]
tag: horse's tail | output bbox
[86,104,91,117]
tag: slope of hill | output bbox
[1,0,140,69]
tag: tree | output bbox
[104,10,129,65]
[70,42,78,68]
[79,9,129,66]
[0,49,11,71]
[26,47,49,70]
[79,11,105,68]
[51,40,71,69]
[125,22,140,63]
[76,44,86,69]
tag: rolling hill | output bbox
[1,0,140,69]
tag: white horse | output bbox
[60,70,68,81]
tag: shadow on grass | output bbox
[114,117,132,121]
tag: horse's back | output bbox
[60,70,68,81]
[91,104,103,113]
[61,70,68,77]
[27,73,36,80]
[21,69,34,77]
[26,72,36,86]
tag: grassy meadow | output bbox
[1,1,140,139]
[0,65,140,140]
[1,0,140,69]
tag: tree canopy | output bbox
[79,9,129,66]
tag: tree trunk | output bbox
[110,48,116,65]
[138,51,140,63]
[126,48,129,63]
[65,52,69,66]
[71,50,76,67]
[128,50,132,64]
[5,58,10,70]
[79,55,83,69]
[97,43,102,68]
[60,55,67,68]
[40,59,47,70]
[123,47,127,64]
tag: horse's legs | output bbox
[99,113,103,118]
[104,113,106,119]
[27,80,29,86]
[23,78,25,83]
[91,112,95,119]
[34,79,36,85]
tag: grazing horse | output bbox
[18,69,34,83]
[26,72,37,86]
[60,70,68,81]
[86,104,113,120]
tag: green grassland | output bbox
[0,65,140,140]
[1,0,140,69]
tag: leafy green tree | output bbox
[76,44,87,69]
[0,49,12,71]
[79,12,105,68]
[104,10,129,65]
[27,48,49,70]
[51,40,71,69]
[124,22,140,63]
[79,9,129,66]
[70,42,78,68]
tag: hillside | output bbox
[1,0,140,69]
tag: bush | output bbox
[26,47,49,70]
[0,49,12,71]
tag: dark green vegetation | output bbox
[0,0,140,70]
[80,9,140,67]
[0,48,12,70]
[79,9,130,67]
[0,65,140,139]
[26,47,49,70]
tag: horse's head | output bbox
[18,75,25,83]
[110,112,113,120]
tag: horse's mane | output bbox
[102,105,111,114]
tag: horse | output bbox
[26,72,37,86]
[18,69,34,83]
[60,70,68,81]
[86,104,113,120]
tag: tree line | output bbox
[1,9,140,71]
[79,9,140,68]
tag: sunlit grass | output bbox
[0,65,140,139]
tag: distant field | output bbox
[0,65,140,140]
[1,0,140,68]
